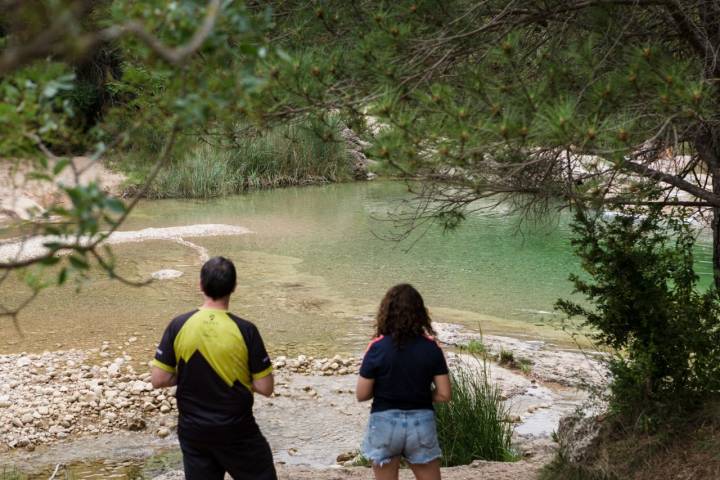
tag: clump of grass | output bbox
[0,467,26,480]
[459,338,487,356]
[498,349,515,365]
[517,358,533,374]
[497,349,533,374]
[130,117,354,199]
[435,356,517,466]
[150,145,240,199]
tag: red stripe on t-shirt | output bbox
[365,335,384,352]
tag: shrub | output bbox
[556,208,720,420]
[435,356,517,466]
[460,338,487,356]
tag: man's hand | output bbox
[252,374,274,397]
[151,366,177,389]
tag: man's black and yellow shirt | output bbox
[152,308,272,441]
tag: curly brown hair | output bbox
[374,284,436,347]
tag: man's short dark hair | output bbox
[200,256,237,300]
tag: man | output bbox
[150,256,276,480]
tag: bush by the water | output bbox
[0,467,23,480]
[126,118,353,199]
[435,357,516,466]
[556,208,720,421]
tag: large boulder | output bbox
[556,411,604,465]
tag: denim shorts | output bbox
[361,409,442,466]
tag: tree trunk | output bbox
[697,126,720,290]
[713,202,720,290]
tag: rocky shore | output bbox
[0,345,363,454]
[0,324,607,478]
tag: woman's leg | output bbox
[408,459,441,480]
[372,457,401,480]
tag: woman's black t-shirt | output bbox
[359,334,449,413]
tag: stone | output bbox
[15,357,31,368]
[20,413,34,424]
[126,418,146,432]
[130,381,151,393]
[157,427,171,438]
[151,269,184,280]
[0,395,10,408]
[336,451,356,463]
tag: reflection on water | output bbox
[1,181,714,359]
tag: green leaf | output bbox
[104,197,126,214]
[69,254,89,270]
[42,241,63,250]
[27,171,53,182]
[58,267,68,285]
[53,158,71,176]
[40,256,61,266]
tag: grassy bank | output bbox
[116,119,355,199]
[541,400,720,480]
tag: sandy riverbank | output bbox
[0,157,125,224]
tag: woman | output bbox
[356,284,452,480]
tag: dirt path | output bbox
[151,461,546,480]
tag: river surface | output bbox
[1,181,714,360]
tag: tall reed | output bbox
[435,356,517,466]
[145,118,352,199]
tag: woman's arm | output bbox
[356,376,375,402]
[432,374,451,403]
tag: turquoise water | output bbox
[2,181,714,356]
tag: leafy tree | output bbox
[556,209,720,418]
[0,0,278,320]
[253,0,720,286]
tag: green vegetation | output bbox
[557,209,720,420]
[435,357,516,466]
[543,210,720,479]
[0,467,25,480]
[498,349,514,366]
[124,119,352,199]
[496,349,532,374]
[458,339,487,356]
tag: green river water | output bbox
[2,180,714,359]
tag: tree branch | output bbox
[0,0,220,76]
[619,158,720,206]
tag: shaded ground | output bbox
[151,460,546,480]
[549,401,720,480]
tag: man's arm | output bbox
[151,366,177,389]
[252,373,274,397]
